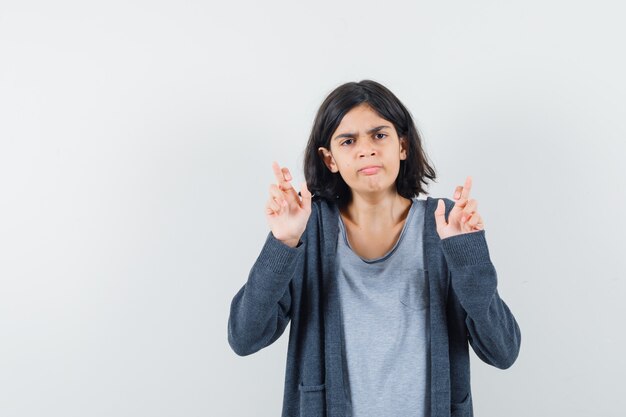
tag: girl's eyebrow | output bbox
[333,125,391,141]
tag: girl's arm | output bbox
[227,231,304,356]
[441,229,522,369]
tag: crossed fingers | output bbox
[271,161,301,207]
[451,176,484,230]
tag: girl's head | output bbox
[303,79,436,207]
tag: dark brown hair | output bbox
[303,79,437,207]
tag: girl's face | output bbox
[318,103,407,198]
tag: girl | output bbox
[228,80,521,417]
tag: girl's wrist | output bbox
[280,238,300,248]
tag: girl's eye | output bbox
[340,134,386,146]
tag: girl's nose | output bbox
[357,141,377,157]
[358,148,377,157]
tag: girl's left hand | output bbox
[434,175,485,240]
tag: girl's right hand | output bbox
[265,161,312,248]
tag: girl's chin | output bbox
[349,182,394,194]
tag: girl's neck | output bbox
[340,191,412,231]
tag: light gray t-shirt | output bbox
[336,197,431,417]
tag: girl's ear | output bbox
[400,137,408,160]
[318,147,338,173]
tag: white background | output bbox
[1,0,625,416]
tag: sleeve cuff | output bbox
[255,231,305,275]
[440,229,492,269]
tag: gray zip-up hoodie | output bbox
[227,196,521,417]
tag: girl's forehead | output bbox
[337,106,390,129]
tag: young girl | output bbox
[228,80,521,417]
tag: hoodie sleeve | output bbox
[440,227,522,370]
[227,230,305,356]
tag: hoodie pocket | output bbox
[298,383,326,417]
[451,391,471,417]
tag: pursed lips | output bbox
[359,165,382,172]
[358,165,382,175]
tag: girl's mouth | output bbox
[359,167,381,175]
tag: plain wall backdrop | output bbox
[1,0,625,416]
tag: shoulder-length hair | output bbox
[303,79,437,208]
